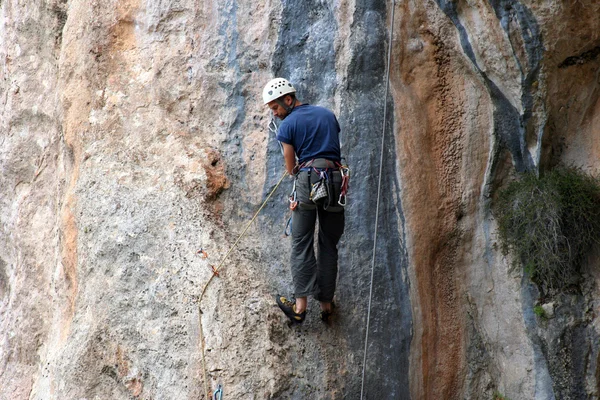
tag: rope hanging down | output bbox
[197,170,288,399]
[360,1,396,399]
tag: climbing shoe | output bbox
[320,302,336,323]
[276,295,306,323]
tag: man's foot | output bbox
[276,295,306,323]
[320,302,335,322]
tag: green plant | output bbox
[533,305,546,318]
[493,391,510,400]
[495,167,600,291]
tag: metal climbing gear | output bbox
[338,165,350,207]
[284,215,293,237]
[291,159,350,210]
[268,117,284,156]
[268,117,278,136]
[213,384,223,400]
[289,179,298,211]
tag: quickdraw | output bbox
[284,215,293,237]
[213,384,223,400]
[208,264,220,277]
[269,118,284,156]
[338,165,350,207]
[289,179,298,211]
[196,248,209,259]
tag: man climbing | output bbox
[262,77,346,323]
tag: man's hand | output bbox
[282,143,296,175]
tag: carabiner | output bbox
[289,200,298,211]
[269,118,285,156]
[338,166,349,207]
[289,191,298,210]
[213,384,223,400]
[289,179,298,210]
[340,166,350,178]
[268,118,278,136]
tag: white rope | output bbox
[360,1,396,398]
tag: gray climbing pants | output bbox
[290,205,345,302]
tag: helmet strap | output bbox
[276,96,296,115]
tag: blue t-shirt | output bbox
[276,104,341,164]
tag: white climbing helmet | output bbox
[262,78,296,105]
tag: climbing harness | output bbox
[288,159,350,213]
[212,384,223,400]
[360,1,396,399]
[197,170,288,400]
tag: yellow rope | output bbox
[198,170,289,398]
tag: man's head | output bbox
[263,78,297,120]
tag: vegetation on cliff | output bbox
[495,167,600,292]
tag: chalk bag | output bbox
[310,178,328,202]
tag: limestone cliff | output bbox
[0,0,599,399]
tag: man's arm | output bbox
[282,142,296,174]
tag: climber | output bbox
[263,77,346,323]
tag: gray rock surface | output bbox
[0,0,599,399]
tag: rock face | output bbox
[0,0,599,399]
